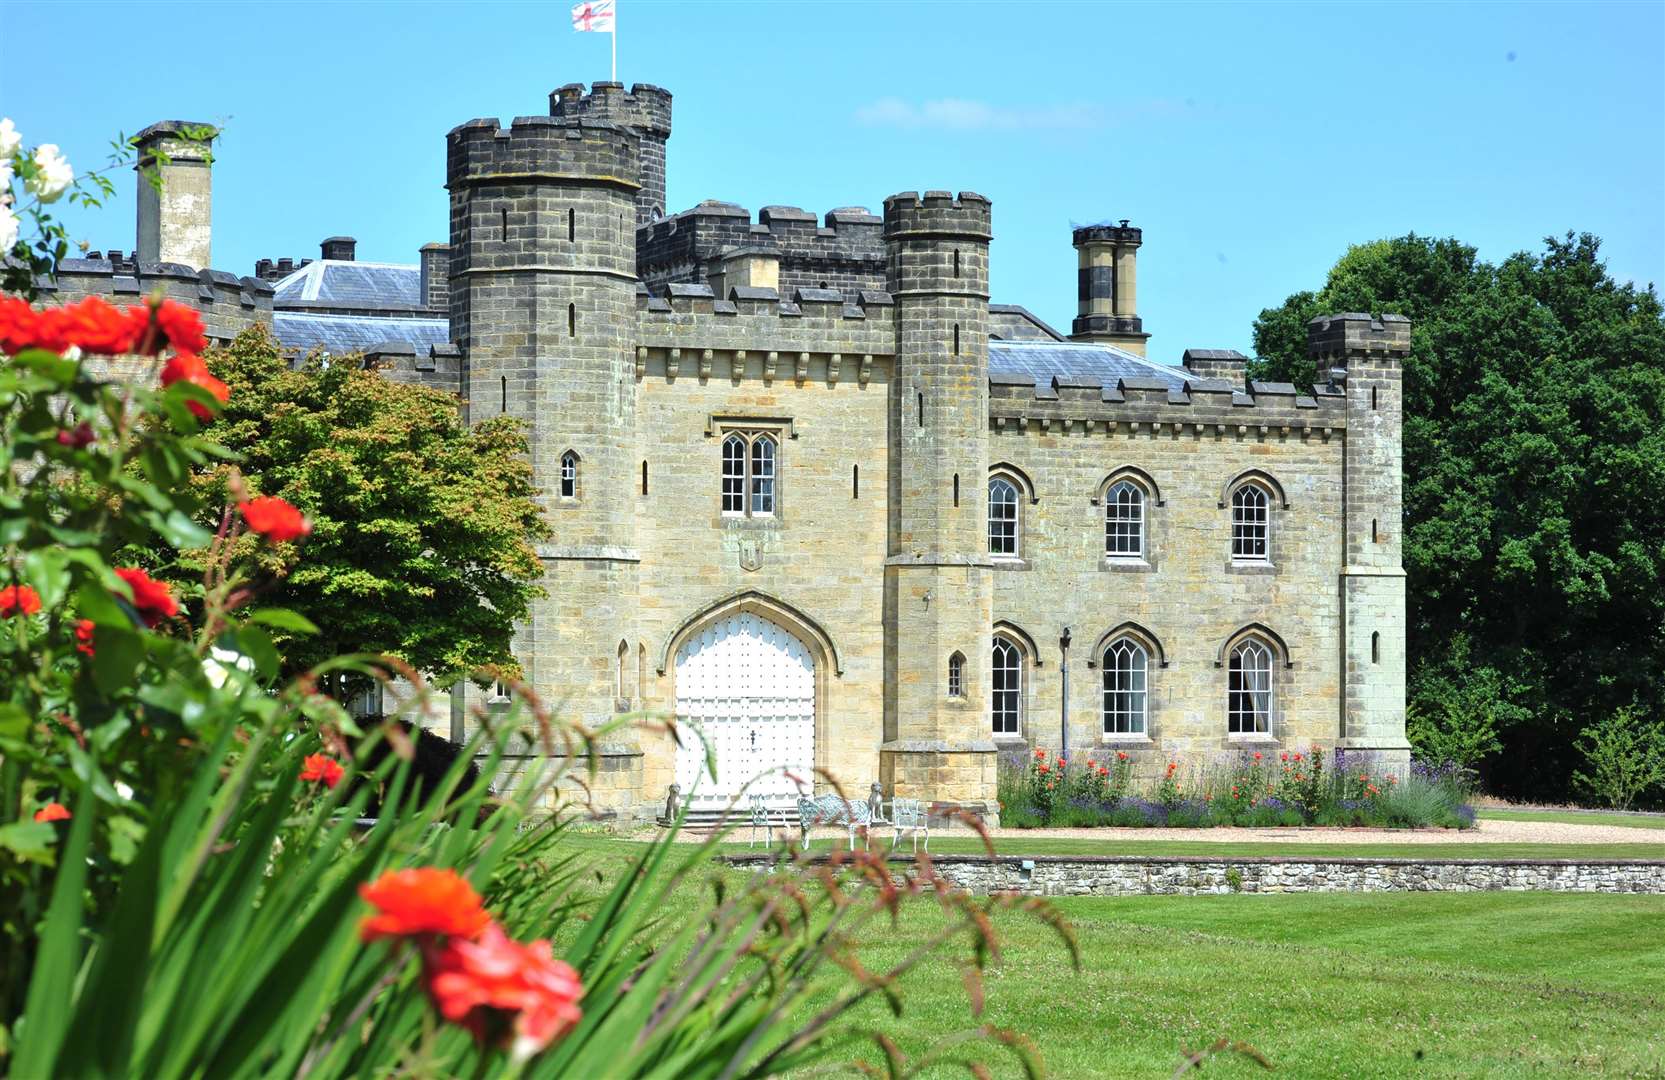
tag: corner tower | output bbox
[1069,221,1149,355]
[447,112,642,738]
[881,191,998,816]
[550,82,673,226]
[1309,312,1411,770]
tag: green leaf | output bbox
[0,702,28,739]
[75,578,130,628]
[234,625,281,682]
[11,347,79,384]
[0,821,55,865]
[22,546,71,609]
[12,784,97,1077]
[91,626,147,696]
[244,608,320,635]
[138,508,214,550]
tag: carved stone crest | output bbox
[739,539,762,572]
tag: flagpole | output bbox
[611,2,617,81]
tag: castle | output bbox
[43,83,1410,823]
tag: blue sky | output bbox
[2,0,1661,357]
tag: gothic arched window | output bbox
[1231,483,1270,561]
[1227,638,1273,734]
[991,636,1022,735]
[988,477,1019,557]
[1102,638,1148,734]
[560,451,579,499]
[1105,480,1146,558]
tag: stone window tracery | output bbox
[560,451,578,499]
[948,651,965,698]
[721,431,777,517]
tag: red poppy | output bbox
[0,585,41,618]
[74,618,95,657]
[359,867,493,944]
[34,802,71,823]
[113,567,178,628]
[1033,748,1045,759]
[239,495,312,543]
[159,352,229,421]
[1252,751,1263,761]
[1036,762,1049,774]
[1116,750,1129,761]
[56,421,96,449]
[1099,766,1109,776]
[424,922,584,1060]
[1056,757,1067,769]
[300,753,345,789]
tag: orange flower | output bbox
[1036,762,1049,774]
[239,495,312,543]
[1099,766,1109,777]
[0,296,40,355]
[44,296,144,355]
[1165,762,1177,775]
[360,867,493,944]
[300,753,345,789]
[424,923,584,1060]
[1033,748,1045,758]
[113,567,178,628]
[74,618,95,657]
[33,802,71,823]
[159,352,229,421]
[1116,750,1129,762]
[0,585,41,618]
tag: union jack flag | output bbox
[572,0,615,32]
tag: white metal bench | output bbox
[748,793,783,849]
[796,792,872,849]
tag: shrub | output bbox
[1571,707,1665,811]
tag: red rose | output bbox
[42,296,143,355]
[424,923,584,1060]
[113,567,178,628]
[239,495,312,543]
[132,299,208,356]
[300,753,345,789]
[34,802,71,823]
[56,421,96,449]
[359,867,493,944]
[0,296,40,355]
[0,585,42,618]
[74,618,95,657]
[159,352,229,421]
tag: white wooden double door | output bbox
[674,612,815,810]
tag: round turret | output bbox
[882,191,991,299]
[548,82,673,225]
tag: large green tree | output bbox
[1253,233,1665,799]
[182,325,548,691]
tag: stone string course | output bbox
[722,854,1665,895]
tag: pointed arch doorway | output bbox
[674,611,815,810]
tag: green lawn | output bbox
[567,837,1665,1076]
[1478,807,1665,831]
[828,891,1665,1078]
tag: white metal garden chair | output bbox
[887,797,929,853]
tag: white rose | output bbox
[0,206,17,253]
[0,156,12,195]
[27,143,73,203]
[0,118,20,159]
[204,646,257,689]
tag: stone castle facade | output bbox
[44,83,1410,823]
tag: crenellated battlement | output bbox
[636,200,886,298]
[988,371,1347,434]
[445,116,640,192]
[882,191,993,240]
[39,258,273,343]
[635,282,897,365]
[550,81,672,137]
[1307,312,1412,359]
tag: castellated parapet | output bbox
[636,201,886,302]
[41,258,273,344]
[550,82,672,227]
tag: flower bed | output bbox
[998,749,1476,830]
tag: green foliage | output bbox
[1571,706,1665,811]
[185,325,550,690]
[1251,232,1665,799]
[1405,667,1507,770]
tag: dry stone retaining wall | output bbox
[723,854,1665,895]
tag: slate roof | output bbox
[272,260,424,310]
[989,340,1193,391]
[272,311,450,354]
